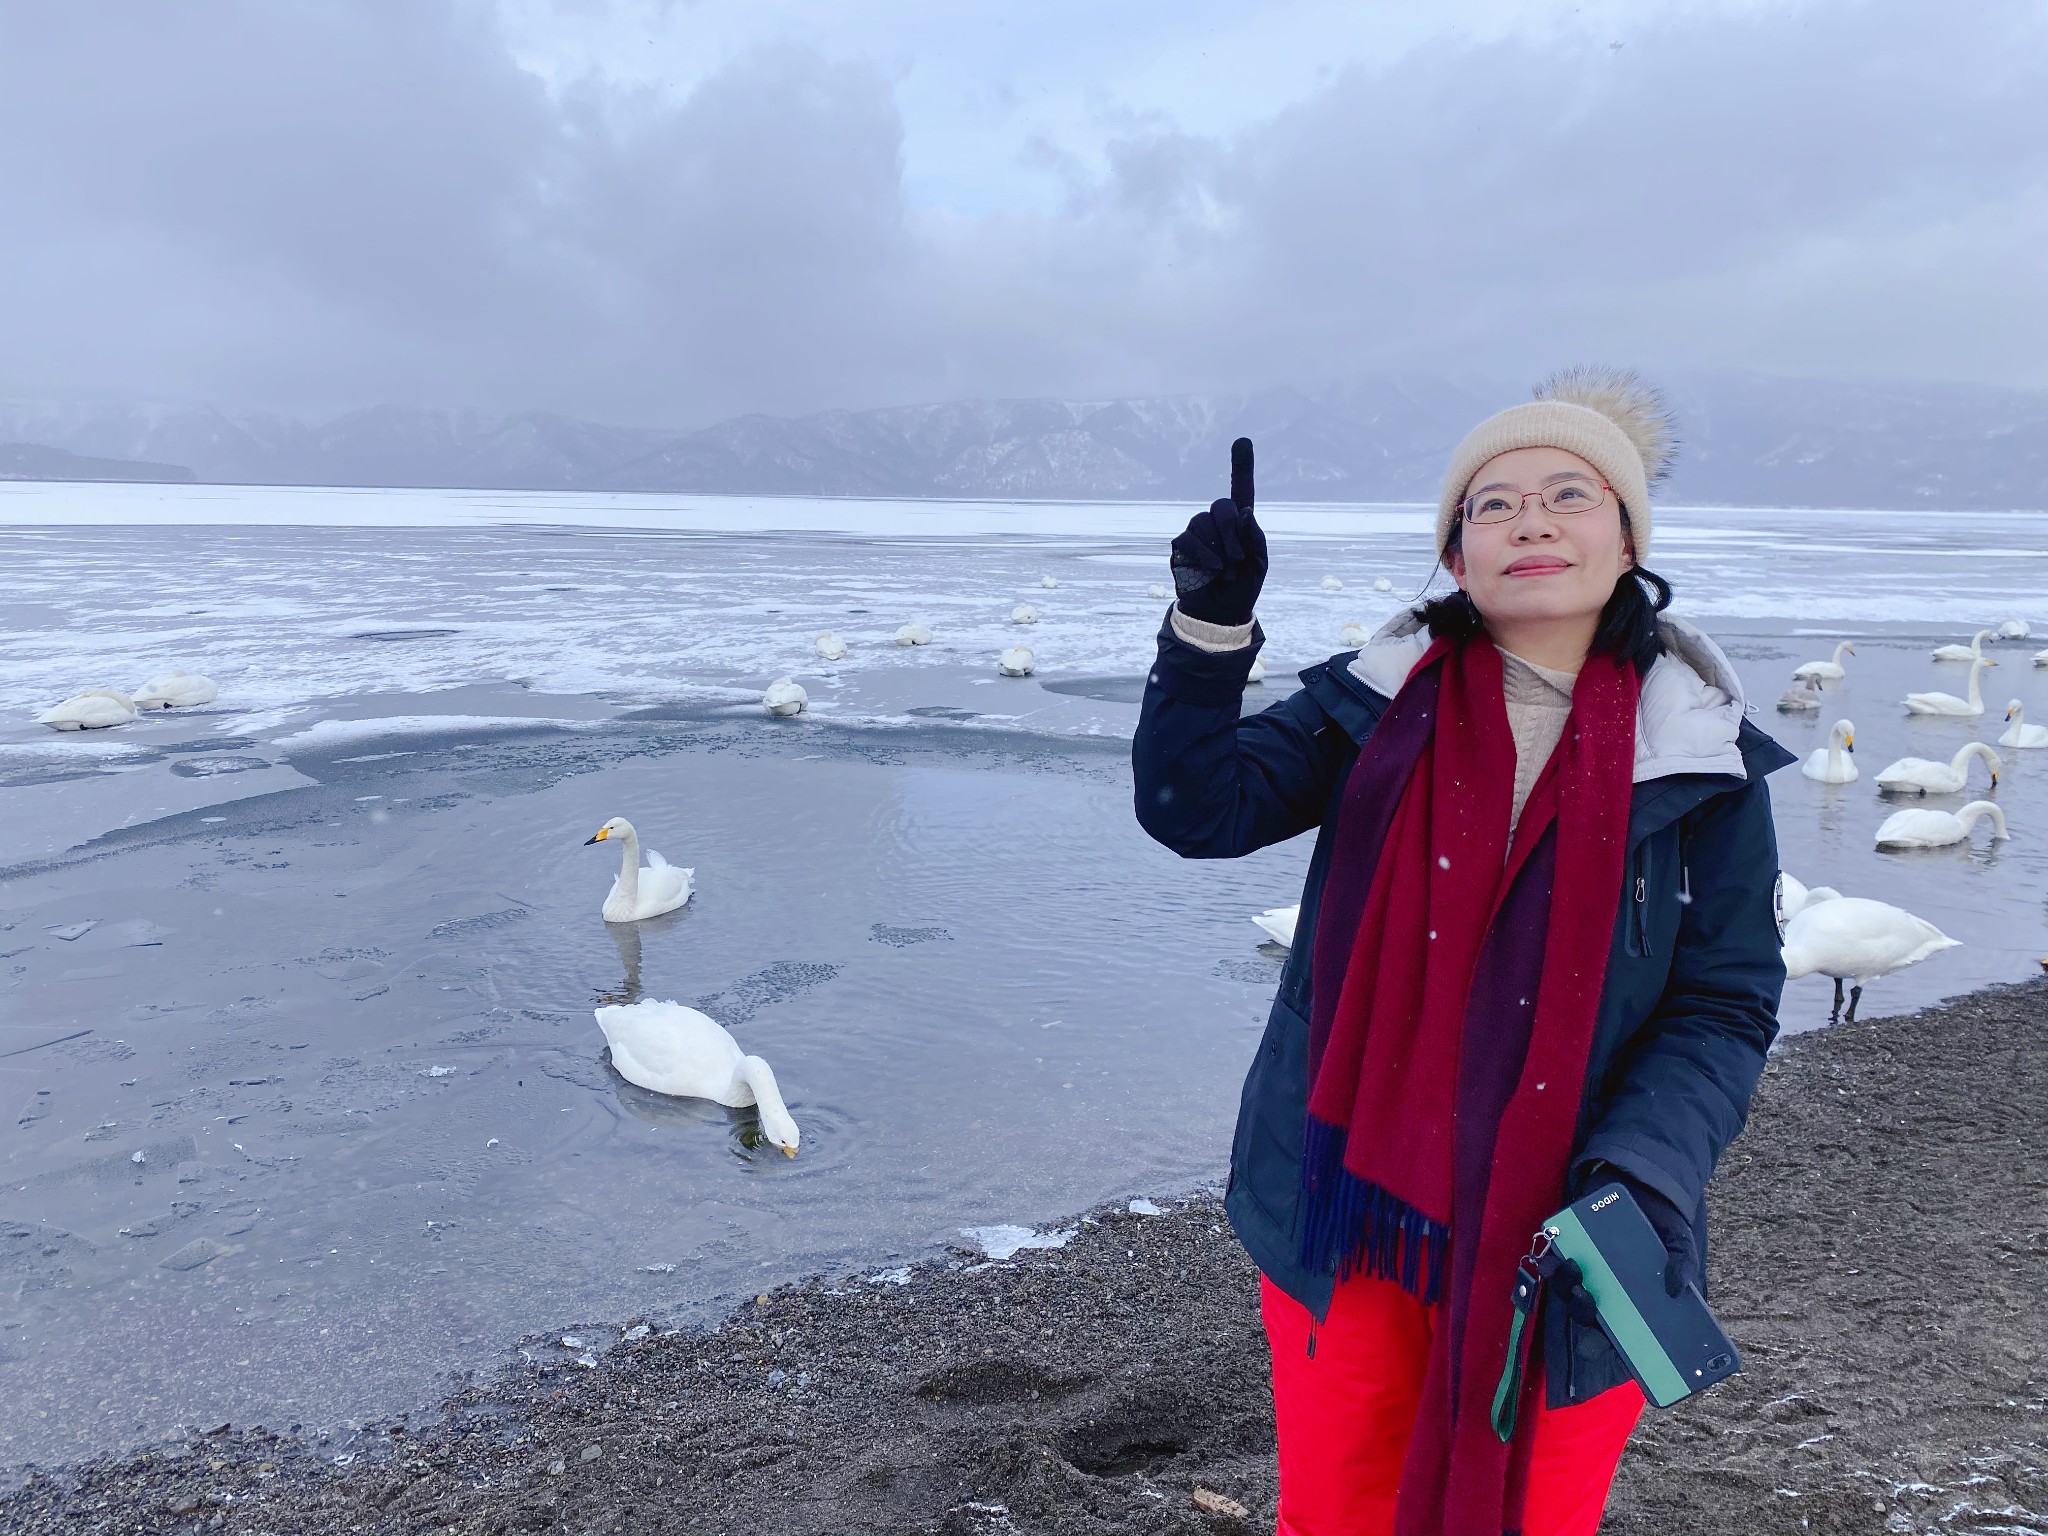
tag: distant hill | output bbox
[0,441,194,483]
[1,374,2043,508]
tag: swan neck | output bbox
[615,828,640,897]
[1969,662,1986,706]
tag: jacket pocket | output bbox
[1230,998,1311,1241]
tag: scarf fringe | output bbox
[1298,1115,1450,1304]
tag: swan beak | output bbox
[584,829,609,844]
[782,1144,799,1158]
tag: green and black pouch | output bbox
[1492,1181,1742,1440]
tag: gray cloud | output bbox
[2,0,2043,427]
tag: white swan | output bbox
[1792,641,1854,687]
[998,646,1036,677]
[594,1000,799,1155]
[1931,629,1995,663]
[763,678,808,716]
[1874,740,2001,795]
[1252,905,1299,948]
[1781,896,1958,1024]
[1874,799,2009,850]
[2033,647,2048,668]
[37,688,137,730]
[1010,603,1039,625]
[132,670,218,709]
[1800,719,1858,783]
[1320,575,1344,593]
[1373,577,1394,593]
[1148,583,1169,600]
[1903,656,1994,716]
[2000,699,2048,749]
[585,817,694,923]
[1996,617,2031,639]
[1776,684,1821,714]
[1247,653,1268,685]
[1040,574,1058,589]
[894,622,933,646]
[1339,621,1372,648]
[814,632,846,661]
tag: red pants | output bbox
[1262,1274,1643,1536]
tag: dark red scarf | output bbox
[1302,635,1639,1534]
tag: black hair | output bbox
[1418,510,1671,676]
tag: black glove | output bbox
[1170,436,1266,627]
[1576,1163,1699,1297]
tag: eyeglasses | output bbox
[1462,476,1612,525]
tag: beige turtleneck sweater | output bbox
[1499,647,1580,836]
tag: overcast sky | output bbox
[2,0,2044,427]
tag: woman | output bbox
[1133,369,1791,1536]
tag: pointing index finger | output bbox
[1230,436,1255,518]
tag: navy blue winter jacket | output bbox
[1134,613,1794,1406]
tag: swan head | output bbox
[585,816,636,846]
[740,1055,801,1156]
[2007,699,2025,721]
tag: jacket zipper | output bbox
[1629,843,1653,957]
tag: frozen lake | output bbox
[3,483,2047,1469]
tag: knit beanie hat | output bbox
[1435,367,1676,566]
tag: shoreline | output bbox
[5,979,2044,1534]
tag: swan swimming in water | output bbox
[1781,896,1958,1024]
[1873,740,2000,795]
[1777,684,1821,714]
[1252,905,1299,948]
[1931,629,1995,663]
[37,689,137,730]
[1903,656,1994,716]
[1792,641,1854,687]
[132,670,218,709]
[585,818,694,922]
[2000,700,2048,749]
[594,1000,799,1155]
[1800,719,1857,783]
[1874,799,2009,850]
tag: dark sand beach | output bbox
[5,979,2043,1535]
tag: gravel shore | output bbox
[6,980,2044,1535]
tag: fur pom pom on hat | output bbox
[1435,367,1677,564]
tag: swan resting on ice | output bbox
[1339,622,1372,649]
[1320,575,1344,593]
[894,623,933,646]
[1874,799,2009,850]
[1873,740,2000,794]
[1996,617,2031,639]
[814,632,847,661]
[1903,656,1994,716]
[1999,700,2048,749]
[1252,905,1299,948]
[1010,603,1039,625]
[586,817,694,922]
[594,1000,799,1155]
[1800,719,1857,783]
[1148,583,1169,600]
[1792,641,1854,687]
[1040,574,1058,589]
[998,646,1036,677]
[133,670,219,709]
[1781,895,1958,1024]
[37,689,137,730]
[763,678,808,716]
[1246,653,1268,684]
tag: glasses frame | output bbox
[1461,478,1613,526]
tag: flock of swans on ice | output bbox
[26,587,2044,1152]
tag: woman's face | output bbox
[1448,445,1633,633]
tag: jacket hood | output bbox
[1344,610,1750,783]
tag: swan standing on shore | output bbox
[37,689,137,730]
[132,670,218,709]
[1874,741,2001,795]
[2000,700,2048,748]
[763,678,808,716]
[1874,800,2010,850]
[586,818,695,922]
[594,1001,799,1155]
[1793,641,1854,687]
[1252,905,1299,948]
[1904,656,1994,716]
[1801,720,1858,783]
[1776,873,1841,928]
[1781,897,1959,1024]
[1931,629,1995,662]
